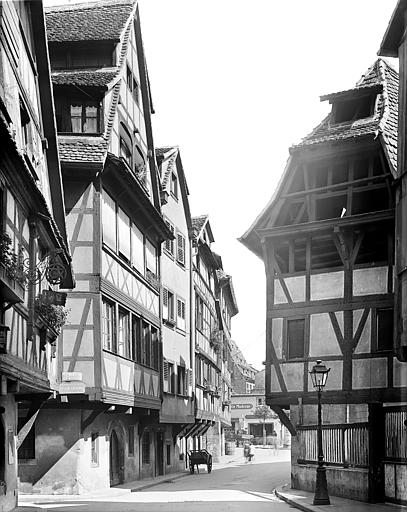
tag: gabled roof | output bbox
[240,59,398,260]
[45,0,135,43]
[156,146,178,189]
[292,59,398,173]
[51,69,119,87]
[192,215,214,243]
[216,269,239,316]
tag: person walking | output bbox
[243,442,250,463]
[249,443,255,463]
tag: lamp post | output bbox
[309,359,331,506]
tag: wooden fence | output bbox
[297,422,369,468]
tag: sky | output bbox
[44,0,399,370]
[137,0,398,369]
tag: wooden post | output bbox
[368,403,384,503]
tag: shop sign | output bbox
[231,403,253,409]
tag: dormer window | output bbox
[333,95,375,124]
[55,95,102,133]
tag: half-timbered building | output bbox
[241,58,407,504]
[156,146,195,472]
[188,216,236,461]
[0,1,73,509]
[18,0,172,494]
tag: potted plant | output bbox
[0,232,27,287]
[35,298,69,338]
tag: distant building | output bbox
[229,339,257,394]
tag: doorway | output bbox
[109,429,124,486]
[156,432,164,476]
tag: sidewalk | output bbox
[17,448,244,507]
[275,484,406,512]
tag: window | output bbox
[102,190,117,251]
[143,321,151,367]
[196,294,204,331]
[131,224,144,273]
[133,315,141,362]
[177,365,186,396]
[151,327,159,370]
[132,77,139,105]
[142,431,150,464]
[333,95,374,124]
[128,426,135,456]
[286,318,305,359]
[164,220,175,257]
[145,238,157,276]
[376,308,393,351]
[120,137,132,168]
[91,432,99,465]
[166,444,171,466]
[176,233,186,266]
[102,298,116,352]
[168,362,175,393]
[118,308,130,357]
[70,100,101,133]
[163,288,175,324]
[118,208,131,261]
[177,297,186,331]
[126,64,133,91]
[170,173,178,199]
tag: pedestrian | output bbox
[243,442,250,463]
[249,443,255,463]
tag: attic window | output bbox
[333,95,375,124]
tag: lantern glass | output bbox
[309,360,330,390]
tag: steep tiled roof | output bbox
[292,59,398,174]
[45,0,134,43]
[156,147,178,188]
[192,215,208,240]
[51,69,119,87]
[58,136,108,163]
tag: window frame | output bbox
[170,172,178,199]
[164,218,175,258]
[163,287,176,326]
[102,297,116,353]
[142,430,150,464]
[284,316,306,360]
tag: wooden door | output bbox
[109,430,123,486]
[383,407,407,505]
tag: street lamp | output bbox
[309,359,331,506]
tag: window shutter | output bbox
[177,233,185,265]
[188,368,193,387]
[163,288,168,321]
[163,360,169,392]
[177,298,186,331]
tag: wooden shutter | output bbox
[163,288,169,321]
[163,360,169,392]
[177,298,186,331]
[177,233,185,265]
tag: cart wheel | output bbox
[207,459,212,474]
[190,462,194,474]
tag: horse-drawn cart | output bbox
[188,449,212,474]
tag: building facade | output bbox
[0,1,73,509]
[156,146,195,472]
[230,338,257,394]
[190,216,236,461]
[241,59,407,504]
[18,0,172,494]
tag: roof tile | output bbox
[52,68,119,87]
[45,0,134,43]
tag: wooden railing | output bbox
[297,422,369,468]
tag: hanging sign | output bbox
[40,290,67,306]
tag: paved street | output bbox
[18,448,292,512]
